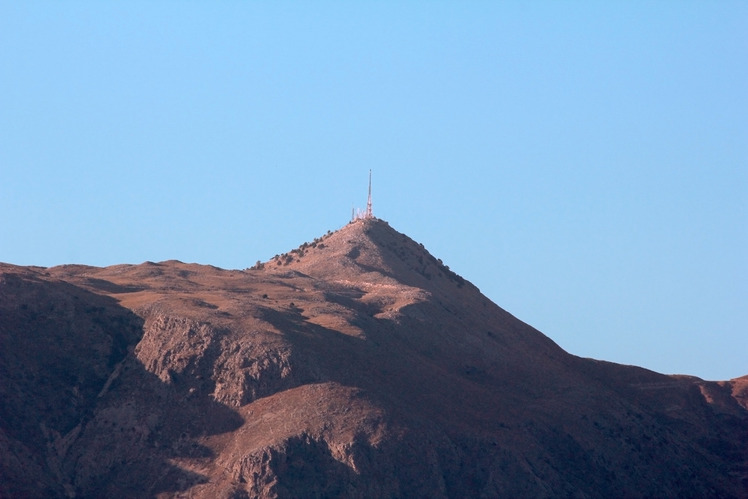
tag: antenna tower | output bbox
[365,169,373,219]
[351,170,374,222]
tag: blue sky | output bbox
[1,2,746,380]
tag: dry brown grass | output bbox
[1,219,746,497]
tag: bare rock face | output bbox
[1,218,746,498]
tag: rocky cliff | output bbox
[1,218,746,497]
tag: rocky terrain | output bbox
[1,218,746,498]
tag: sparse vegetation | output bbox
[1,218,744,498]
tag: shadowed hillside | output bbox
[1,218,746,497]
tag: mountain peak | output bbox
[265,218,469,294]
[3,219,747,497]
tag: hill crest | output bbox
[263,218,467,289]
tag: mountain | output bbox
[1,218,746,498]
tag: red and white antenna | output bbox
[351,170,374,222]
[365,169,373,219]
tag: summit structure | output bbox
[352,169,374,221]
[366,169,373,218]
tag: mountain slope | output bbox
[1,218,746,497]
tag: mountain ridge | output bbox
[1,219,746,497]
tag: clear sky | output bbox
[1,2,746,381]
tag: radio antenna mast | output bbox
[365,169,373,218]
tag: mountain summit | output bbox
[1,220,747,497]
